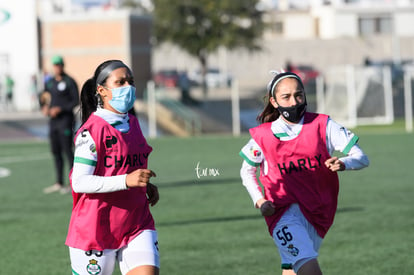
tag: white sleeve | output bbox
[326,119,370,170]
[339,144,370,170]
[72,129,129,193]
[240,160,264,207]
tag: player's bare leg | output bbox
[283,269,296,275]
[126,265,159,275]
[297,259,322,275]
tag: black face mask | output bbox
[277,100,307,123]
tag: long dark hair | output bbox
[257,95,280,124]
[257,72,304,124]
[79,60,122,124]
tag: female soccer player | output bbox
[239,71,369,275]
[66,60,160,275]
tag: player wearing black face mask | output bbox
[275,97,307,123]
[239,69,369,275]
[268,72,307,124]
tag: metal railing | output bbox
[145,82,201,137]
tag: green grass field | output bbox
[0,127,413,274]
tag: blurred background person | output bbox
[30,74,39,111]
[285,60,293,72]
[5,74,14,111]
[41,55,79,194]
[179,70,191,104]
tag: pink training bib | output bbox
[66,114,155,250]
[250,113,339,238]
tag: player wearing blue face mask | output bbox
[66,60,160,275]
[105,85,137,114]
[94,60,137,114]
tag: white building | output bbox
[268,0,414,40]
[0,1,39,111]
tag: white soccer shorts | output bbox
[272,204,322,273]
[69,230,160,275]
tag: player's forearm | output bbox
[71,160,128,193]
[240,161,264,207]
[72,173,128,193]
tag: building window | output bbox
[378,17,392,33]
[273,21,284,34]
[359,16,392,36]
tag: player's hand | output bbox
[146,182,159,206]
[49,106,62,118]
[126,169,156,188]
[41,105,49,116]
[258,199,276,216]
[325,157,345,172]
[39,91,51,107]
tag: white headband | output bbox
[267,70,302,97]
[96,61,130,86]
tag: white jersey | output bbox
[71,108,132,194]
[240,116,369,206]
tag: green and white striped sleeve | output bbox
[71,129,128,193]
[327,118,369,170]
[73,129,97,167]
[239,138,263,167]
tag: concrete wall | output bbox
[153,36,414,89]
[335,12,358,38]
[41,10,151,97]
[283,12,316,39]
[395,11,414,36]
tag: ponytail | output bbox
[80,78,98,124]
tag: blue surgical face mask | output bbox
[108,85,136,113]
